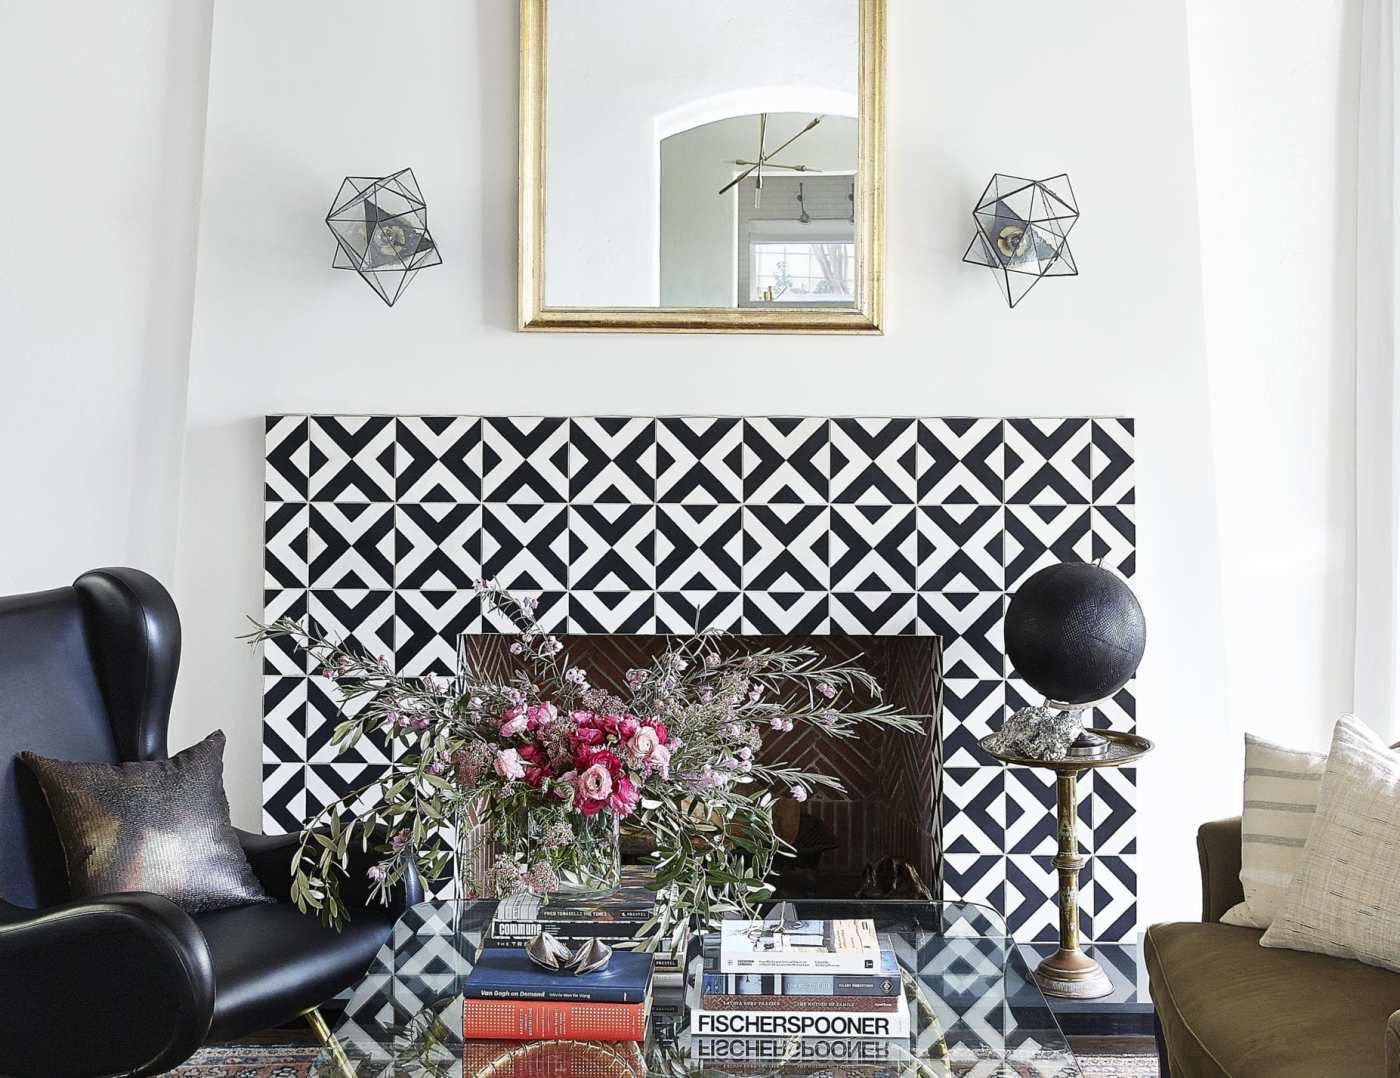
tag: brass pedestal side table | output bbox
[979,728,1153,999]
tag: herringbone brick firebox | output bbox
[463,632,943,898]
[261,415,1137,941]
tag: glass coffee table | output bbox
[311,898,1082,1077]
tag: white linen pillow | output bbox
[1220,733,1327,929]
[1260,716,1400,972]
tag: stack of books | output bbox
[462,945,654,1041]
[691,917,910,1042]
[486,867,687,986]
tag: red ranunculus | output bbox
[524,765,550,788]
[648,719,668,744]
[517,742,546,765]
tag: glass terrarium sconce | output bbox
[325,168,441,307]
[962,173,1078,308]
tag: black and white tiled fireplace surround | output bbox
[262,415,1137,943]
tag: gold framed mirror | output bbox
[519,0,885,333]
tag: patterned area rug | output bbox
[165,1034,1159,1076]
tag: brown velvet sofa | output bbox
[1147,817,1400,1077]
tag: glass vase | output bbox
[528,810,620,900]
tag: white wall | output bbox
[175,0,1228,933]
[1185,0,1360,753]
[0,2,212,595]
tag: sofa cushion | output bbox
[1147,921,1400,1077]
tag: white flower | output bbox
[790,785,808,803]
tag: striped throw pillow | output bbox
[1261,716,1400,971]
[1220,733,1326,930]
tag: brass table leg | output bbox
[1034,769,1112,999]
[305,1005,357,1078]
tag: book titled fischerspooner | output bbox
[692,1000,910,1039]
[718,918,882,975]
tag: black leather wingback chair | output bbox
[0,568,423,1078]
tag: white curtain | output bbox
[1356,0,1400,732]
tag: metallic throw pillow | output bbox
[19,730,273,913]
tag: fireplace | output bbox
[461,633,943,899]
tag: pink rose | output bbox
[577,762,614,802]
[627,726,661,760]
[494,748,525,781]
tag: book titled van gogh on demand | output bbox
[464,947,654,1004]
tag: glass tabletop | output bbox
[312,899,1081,1077]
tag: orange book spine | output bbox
[463,997,647,1041]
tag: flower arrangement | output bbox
[244,582,923,945]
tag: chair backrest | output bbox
[0,568,180,908]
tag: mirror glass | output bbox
[543,0,860,311]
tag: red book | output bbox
[461,1039,645,1077]
[463,996,649,1041]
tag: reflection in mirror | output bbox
[661,114,858,308]
[543,0,859,312]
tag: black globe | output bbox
[1005,563,1146,706]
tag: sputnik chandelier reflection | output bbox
[719,114,824,208]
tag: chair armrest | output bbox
[237,828,425,914]
[0,893,214,1078]
[1197,816,1243,922]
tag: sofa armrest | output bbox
[236,828,424,915]
[0,893,215,1077]
[1197,816,1243,923]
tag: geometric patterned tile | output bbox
[1092,505,1136,580]
[917,418,1002,505]
[1003,418,1091,506]
[1087,855,1137,943]
[265,414,1137,943]
[917,504,1003,593]
[654,504,742,592]
[308,504,395,590]
[1006,853,1081,943]
[394,503,481,590]
[743,417,828,504]
[568,505,655,591]
[265,502,309,589]
[308,589,395,665]
[829,504,917,591]
[656,418,742,504]
[480,504,568,591]
[261,589,309,675]
[829,417,916,505]
[266,415,310,503]
[394,590,482,677]
[1003,504,1092,592]
[481,417,568,503]
[569,417,655,504]
[1091,418,1134,506]
[309,416,395,502]
[396,416,481,503]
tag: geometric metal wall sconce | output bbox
[963,173,1078,308]
[325,167,442,307]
